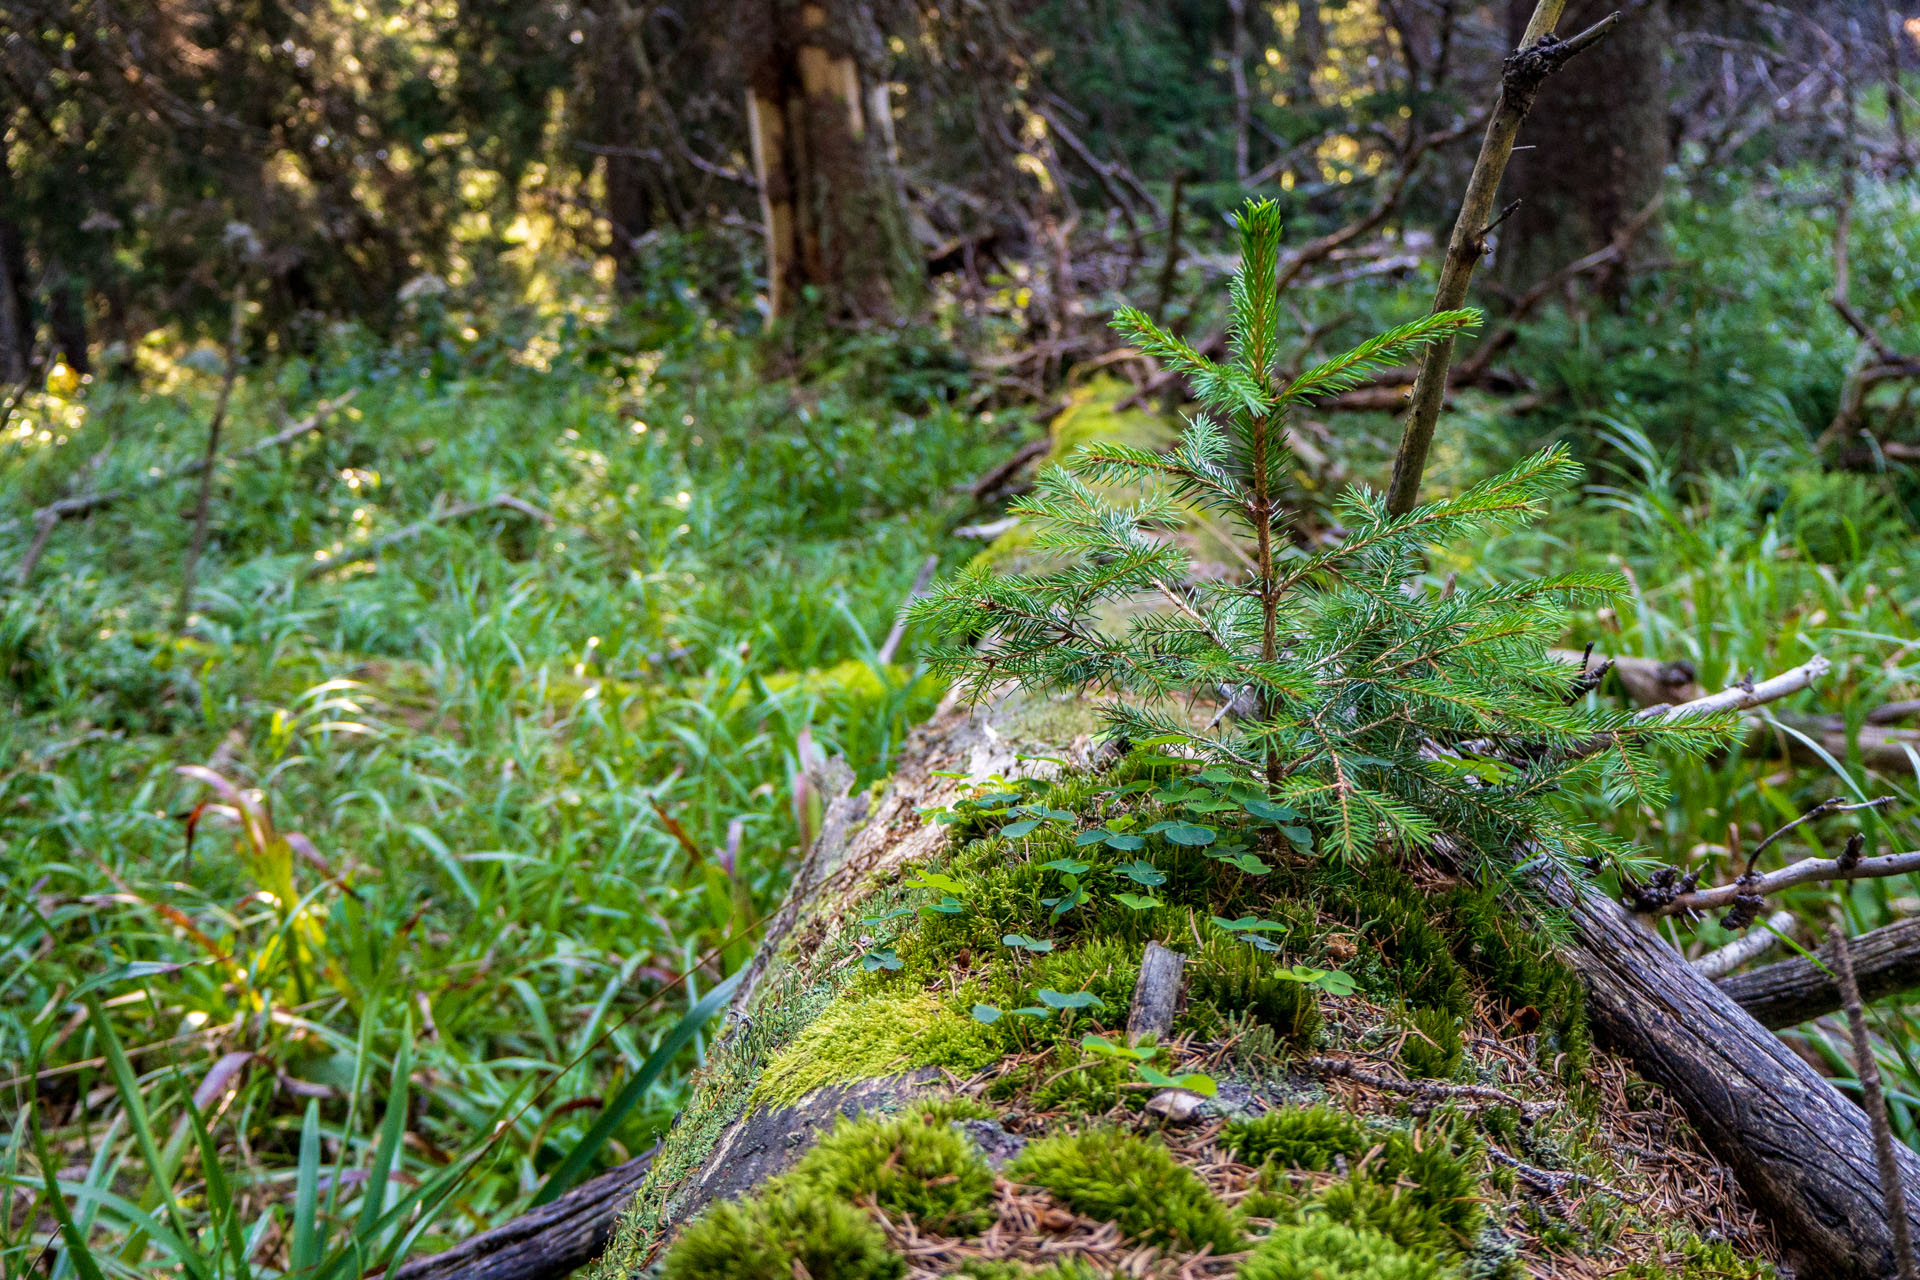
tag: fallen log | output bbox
[390,1149,655,1280]
[1546,864,1920,1279]
[1719,915,1920,1030]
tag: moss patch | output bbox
[1225,1106,1371,1172]
[750,989,1001,1109]
[1006,1127,1244,1255]
[799,1111,997,1235]
[1238,1218,1453,1280]
[661,1185,902,1280]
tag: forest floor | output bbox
[5,171,1920,1273]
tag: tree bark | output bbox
[580,687,1918,1280]
[744,0,921,323]
[1719,916,1920,1031]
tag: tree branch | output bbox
[1384,4,1622,515]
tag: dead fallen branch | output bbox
[1718,915,1920,1030]
[9,390,358,586]
[1693,910,1797,979]
[1833,912,1920,1280]
[301,493,558,581]
[1543,858,1920,1279]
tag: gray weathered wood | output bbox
[1546,867,1920,1279]
[1718,915,1920,1030]
[1127,942,1187,1044]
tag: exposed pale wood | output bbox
[1693,910,1796,979]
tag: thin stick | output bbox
[1635,841,1920,919]
[1743,796,1896,878]
[10,391,355,585]
[172,282,247,631]
[1384,3,1621,515]
[1692,909,1796,979]
[300,494,558,581]
[876,554,940,666]
[1832,910,1920,1280]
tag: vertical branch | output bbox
[1228,0,1252,182]
[1151,172,1186,324]
[1832,910,1920,1280]
[1382,2,1620,516]
[172,282,246,632]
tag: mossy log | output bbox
[549,685,1920,1280]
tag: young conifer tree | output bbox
[910,199,1730,872]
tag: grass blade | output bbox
[290,1099,323,1276]
[529,967,742,1206]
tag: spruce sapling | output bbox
[910,198,1732,874]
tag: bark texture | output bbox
[1719,915,1920,1031]
[1546,866,1920,1279]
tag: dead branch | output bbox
[1385,3,1623,515]
[1630,832,1919,921]
[970,437,1052,502]
[173,281,248,631]
[1833,912,1920,1280]
[1719,915,1920,1029]
[10,391,357,586]
[389,1148,656,1280]
[1693,909,1797,980]
[301,494,559,581]
[876,554,941,667]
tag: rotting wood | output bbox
[1832,911,1920,1280]
[390,1149,656,1280]
[1126,941,1186,1044]
[1544,865,1920,1280]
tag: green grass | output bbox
[0,267,1017,1274]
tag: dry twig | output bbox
[1832,911,1920,1280]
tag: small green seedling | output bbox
[1002,933,1054,952]
[861,948,903,971]
[1112,892,1163,910]
[1037,988,1104,1011]
[1081,1034,1218,1096]
[1276,965,1358,996]
[1113,860,1166,886]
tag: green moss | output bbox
[1225,1107,1371,1172]
[790,1112,995,1235]
[1399,1005,1465,1079]
[1007,1127,1244,1255]
[1620,1233,1775,1279]
[1444,887,1590,1079]
[750,990,1001,1108]
[660,1184,903,1280]
[1188,936,1321,1048]
[1315,1124,1484,1254]
[1236,1219,1454,1280]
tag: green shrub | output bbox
[661,1184,903,1280]
[1224,1107,1371,1172]
[1236,1218,1452,1280]
[792,1113,995,1234]
[1008,1127,1244,1255]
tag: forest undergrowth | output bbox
[5,171,1920,1274]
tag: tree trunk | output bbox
[1498,0,1668,287]
[744,1,921,323]
[578,686,1912,1280]
[0,151,36,384]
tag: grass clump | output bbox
[1007,1127,1244,1255]
[750,990,1000,1108]
[661,1185,903,1280]
[1399,1005,1465,1080]
[794,1112,996,1234]
[1225,1107,1371,1172]
[1237,1219,1453,1280]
